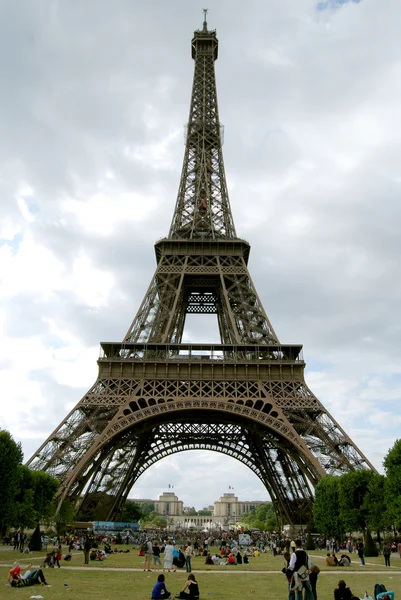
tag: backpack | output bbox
[141,541,148,552]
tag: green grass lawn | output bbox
[1,547,400,600]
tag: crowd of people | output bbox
[5,531,398,600]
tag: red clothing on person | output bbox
[9,566,21,580]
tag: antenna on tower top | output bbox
[202,8,208,32]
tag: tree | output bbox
[0,430,23,533]
[338,470,374,534]
[14,465,37,529]
[31,470,59,522]
[53,500,76,536]
[384,439,401,528]
[238,504,276,531]
[198,510,212,516]
[121,500,142,523]
[363,473,389,540]
[152,516,167,528]
[140,502,155,517]
[313,475,343,539]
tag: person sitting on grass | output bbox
[152,573,171,599]
[175,573,200,599]
[334,580,360,600]
[205,553,214,565]
[326,553,338,567]
[10,569,49,587]
[338,555,351,567]
[227,553,235,564]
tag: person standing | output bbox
[164,539,174,573]
[309,565,320,600]
[55,544,63,568]
[185,542,193,573]
[357,541,365,566]
[83,537,91,565]
[153,541,162,571]
[383,545,391,567]
[289,539,313,600]
[144,538,153,571]
[13,531,20,551]
[282,551,295,600]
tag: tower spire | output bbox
[169,16,236,239]
[202,8,208,32]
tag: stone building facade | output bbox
[132,491,266,530]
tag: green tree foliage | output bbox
[53,500,76,536]
[198,510,212,516]
[32,470,59,521]
[141,510,168,528]
[338,470,374,534]
[140,502,155,517]
[14,466,37,529]
[313,475,343,539]
[384,439,401,527]
[121,500,143,523]
[0,430,23,533]
[363,473,389,534]
[0,430,59,532]
[13,467,59,528]
[240,503,276,531]
[152,516,167,527]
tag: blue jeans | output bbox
[185,556,191,572]
[295,581,314,600]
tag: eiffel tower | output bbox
[28,13,374,524]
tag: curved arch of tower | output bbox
[28,15,374,524]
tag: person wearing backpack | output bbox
[289,539,313,600]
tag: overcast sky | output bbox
[1,0,400,510]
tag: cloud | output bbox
[317,0,362,11]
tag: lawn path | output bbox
[1,563,401,575]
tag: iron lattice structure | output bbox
[28,16,374,524]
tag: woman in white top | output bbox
[164,540,174,572]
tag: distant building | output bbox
[154,492,183,516]
[214,493,264,518]
[129,491,268,530]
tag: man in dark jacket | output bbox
[288,539,313,600]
